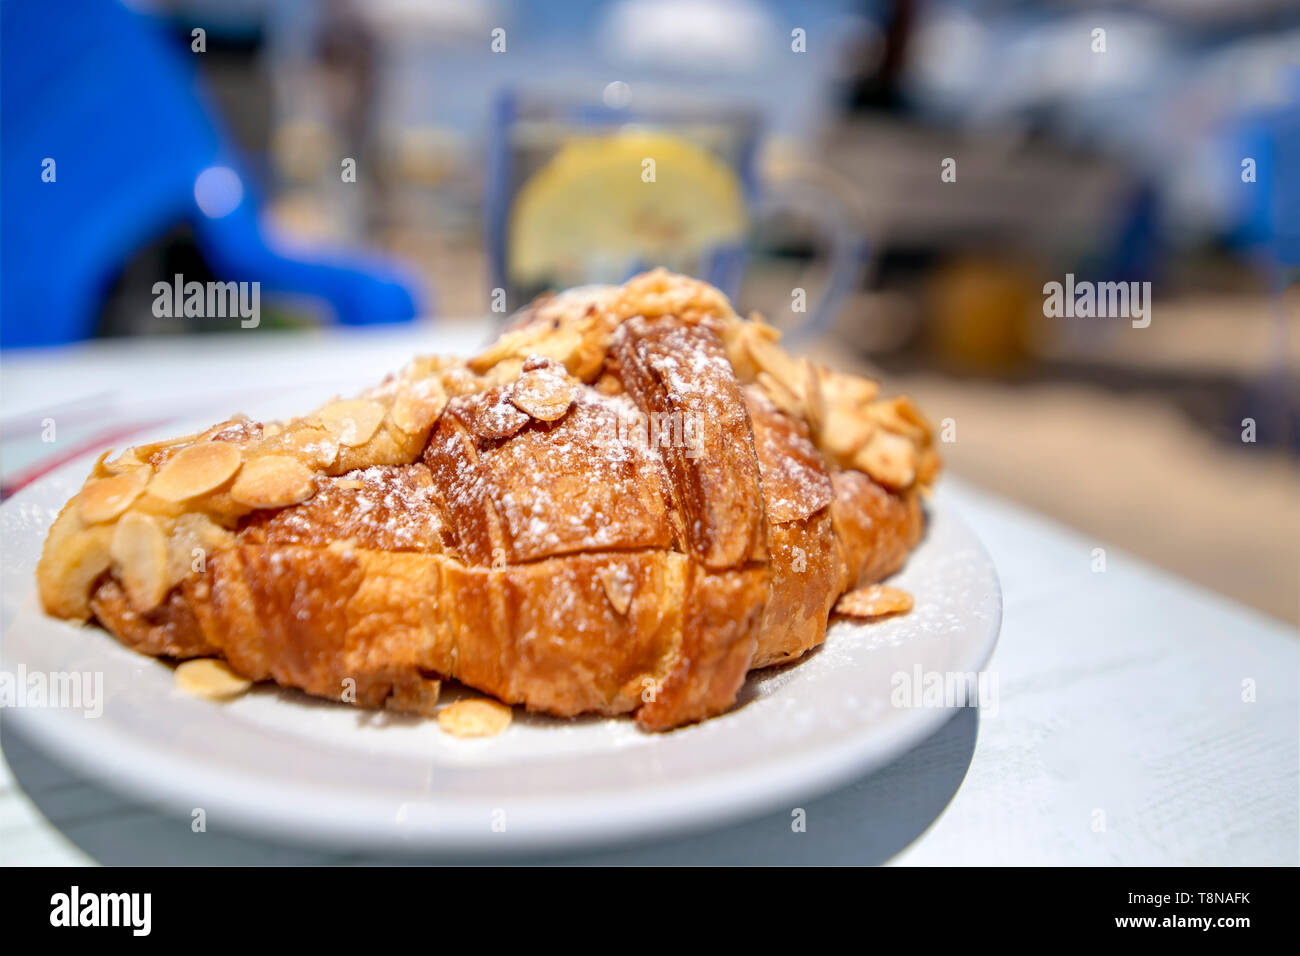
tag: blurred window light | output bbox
[906,9,990,107]
[600,0,778,73]
[355,0,498,36]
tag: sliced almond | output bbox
[229,454,316,509]
[822,369,879,407]
[174,658,252,700]
[479,356,526,389]
[470,324,553,373]
[471,323,599,381]
[719,321,759,382]
[868,396,929,443]
[476,395,531,440]
[803,362,827,437]
[559,330,607,382]
[134,432,201,464]
[437,698,513,738]
[853,429,916,489]
[756,371,803,418]
[391,378,448,434]
[745,331,802,398]
[509,366,575,421]
[317,399,385,446]
[198,417,256,444]
[822,405,876,460]
[148,441,242,502]
[546,327,598,379]
[598,565,636,615]
[745,313,782,342]
[78,470,148,524]
[834,584,914,619]
[110,511,169,610]
[100,448,146,475]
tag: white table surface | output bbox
[2,328,1297,866]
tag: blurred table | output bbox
[2,329,1297,865]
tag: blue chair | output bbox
[1,0,426,348]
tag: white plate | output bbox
[1,443,1001,854]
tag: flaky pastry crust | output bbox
[37,270,939,730]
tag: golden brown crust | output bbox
[38,270,938,730]
[610,316,765,569]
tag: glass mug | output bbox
[486,85,866,339]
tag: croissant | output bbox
[36,271,939,730]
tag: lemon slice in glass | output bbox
[509,131,748,283]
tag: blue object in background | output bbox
[1228,72,1300,266]
[1,0,426,348]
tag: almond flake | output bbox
[756,371,803,418]
[834,584,914,619]
[474,394,531,440]
[111,511,169,610]
[148,441,242,502]
[822,405,875,460]
[598,565,636,615]
[509,366,575,421]
[391,378,448,434]
[471,324,599,381]
[803,362,827,437]
[230,455,316,509]
[745,331,802,397]
[174,658,252,700]
[100,449,145,474]
[745,313,781,342]
[868,396,928,443]
[469,325,552,373]
[79,471,147,524]
[822,370,879,407]
[853,429,916,489]
[437,698,512,738]
[719,320,762,382]
[317,400,385,446]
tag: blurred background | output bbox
[2,0,1297,623]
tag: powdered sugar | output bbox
[251,464,444,552]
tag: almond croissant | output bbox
[37,271,939,730]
